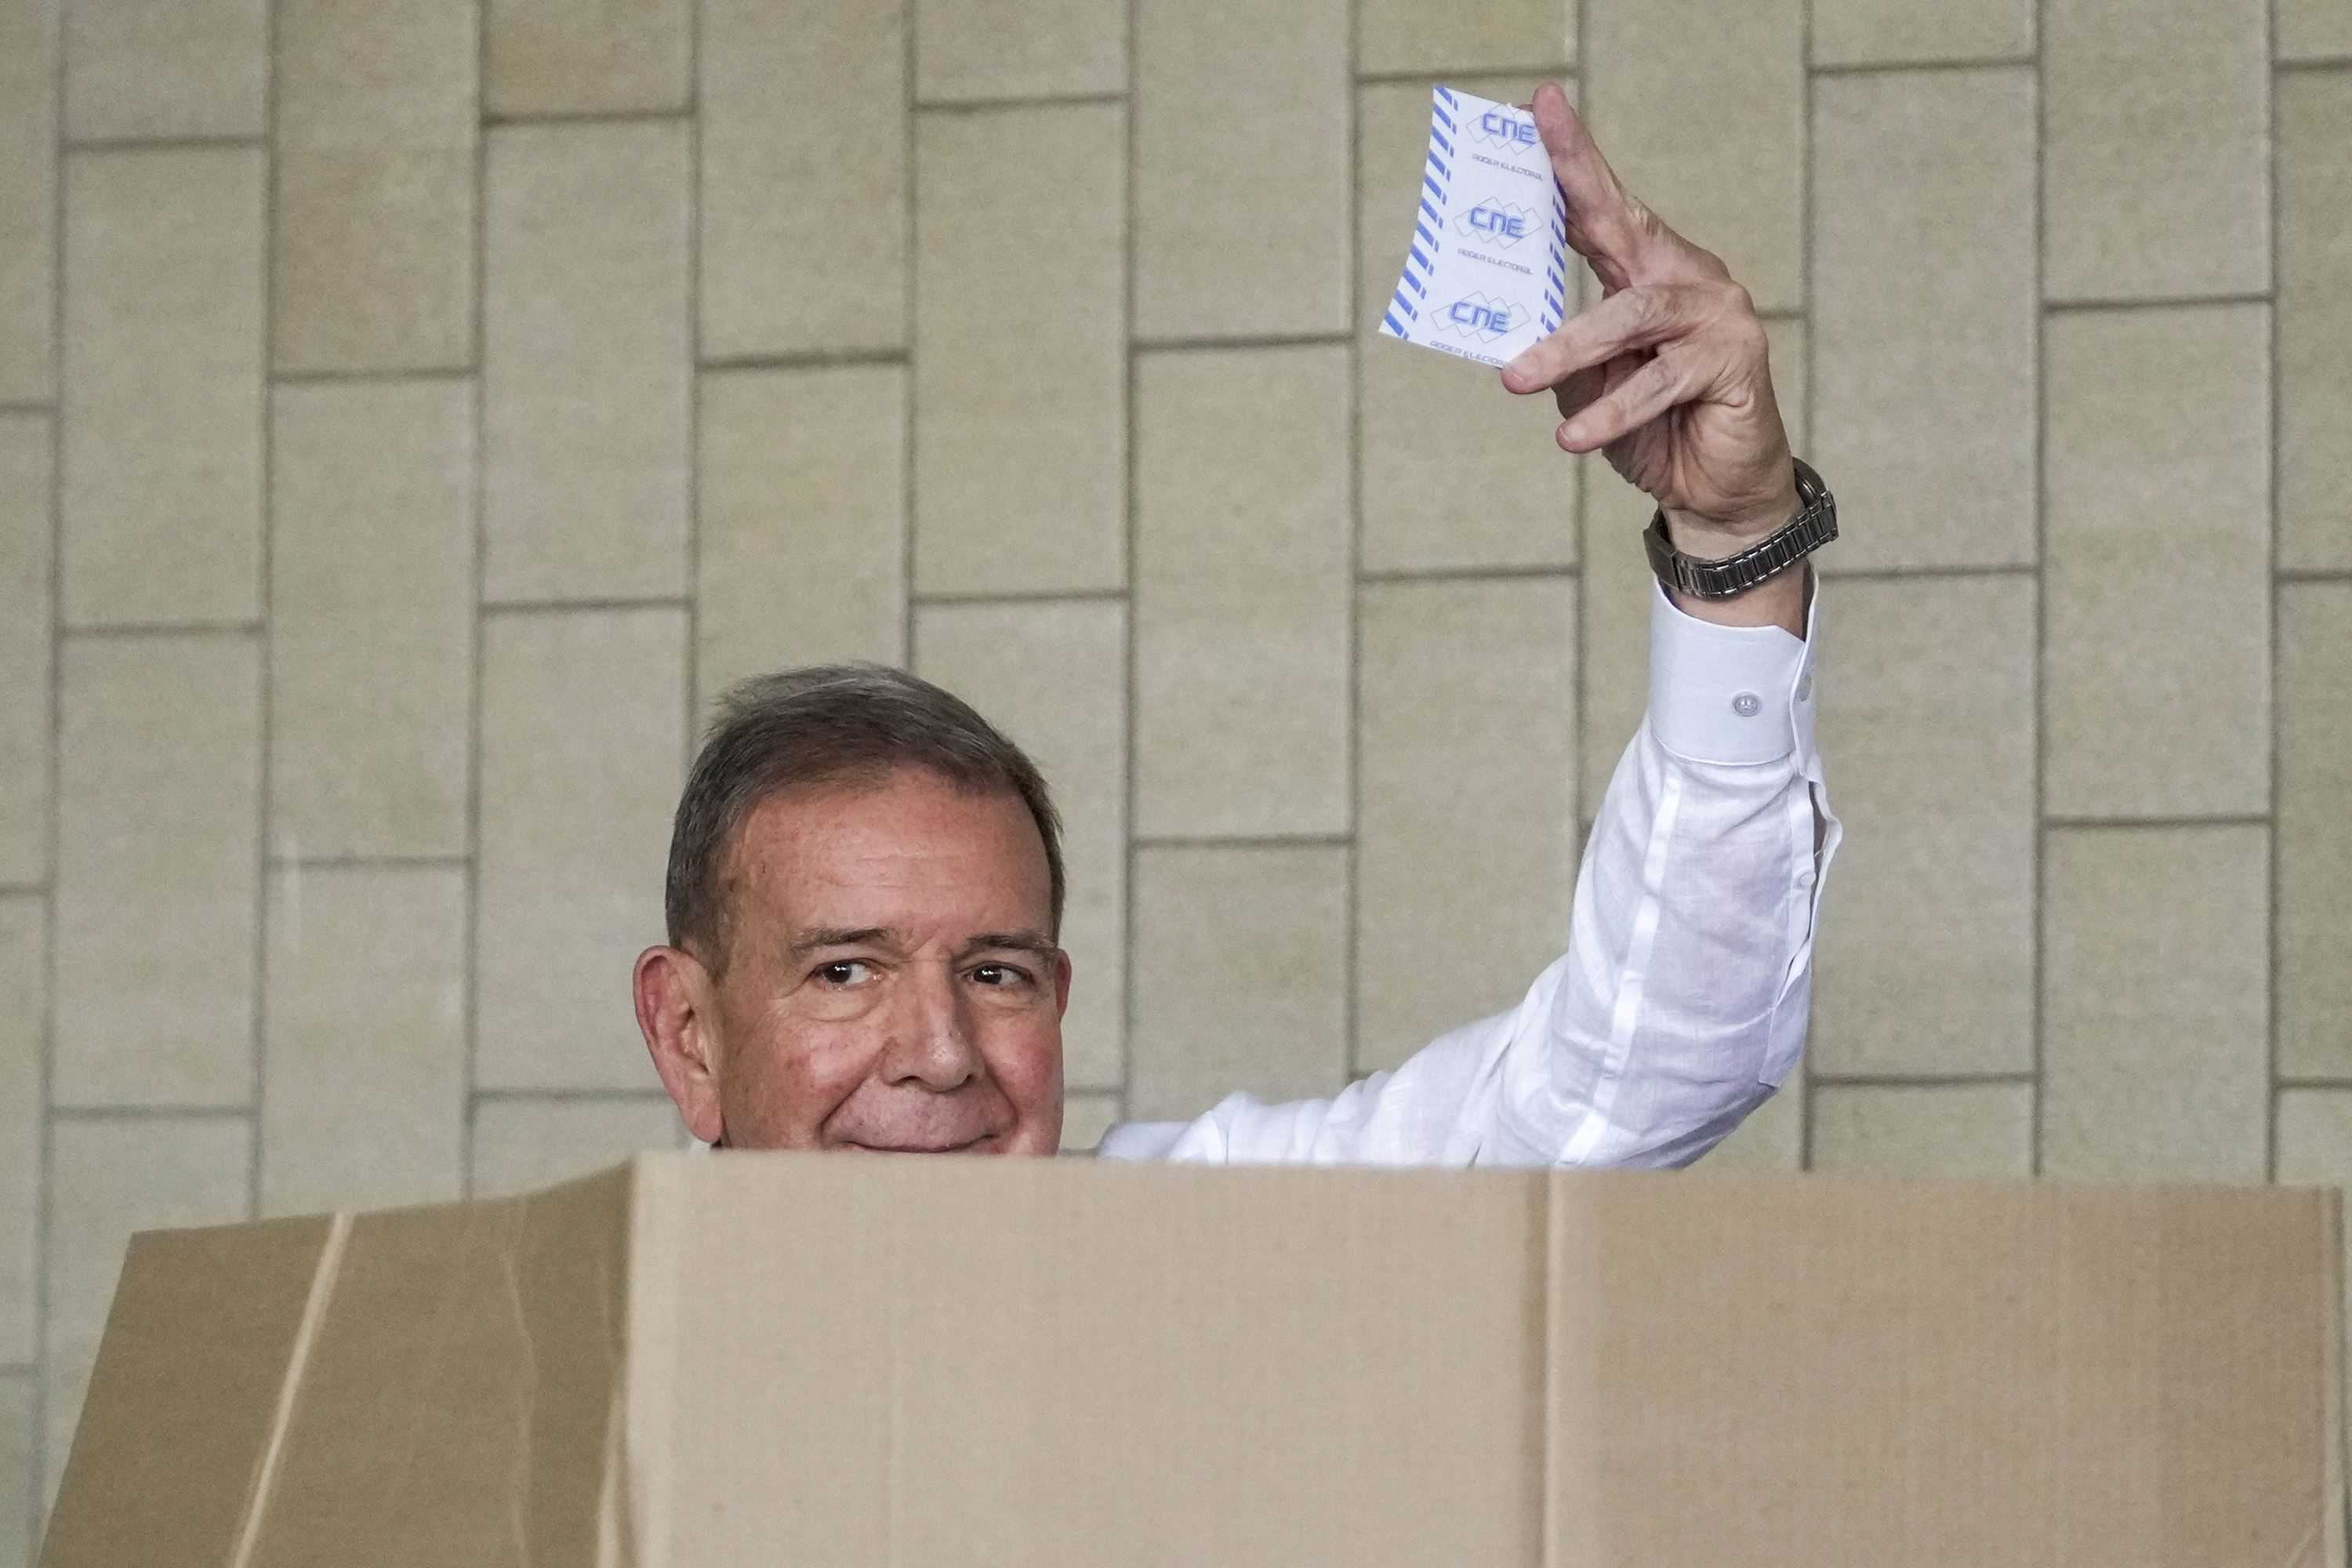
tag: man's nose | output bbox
[880,963,983,1091]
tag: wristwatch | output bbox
[1643,458,1837,600]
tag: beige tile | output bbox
[0,0,56,405]
[0,416,49,886]
[45,1115,251,1492]
[1810,0,2031,64]
[55,634,260,1107]
[1358,78,1577,575]
[700,0,904,358]
[271,0,476,375]
[261,865,466,1217]
[1585,0,1802,313]
[63,0,264,140]
[1133,0,1349,338]
[470,1095,683,1197]
[1812,68,2037,572]
[2043,0,2267,301]
[0,1371,29,1568]
[2280,0,2352,57]
[697,366,907,709]
[2045,306,2270,818]
[2041,825,2268,1181]
[485,121,691,603]
[916,0,1123,101]
[1580,317,1806,810]
[1357,0,1571,74]
[1129,844,1349,1123]
[1059,1091,1123,1155]
[913,103,1124,597]
[2281,71,2352,573]
[269,379,474,861]
[0,898,42,1365]
[1812,1083,2033,1178]
[60,147,263,626]
[485,0,687,114]
[1809,577,2036,1077]
[1355,577,1577,1073]
[1135,347,1350,837]
[1690,1080,1803,1174]
[914,600,1127,1089]
[2281,583,2352,1080]
[477,607,686,1091]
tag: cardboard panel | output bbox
[248,1169,631,1568]
[1545,1175,2341,1566]
[654,1156,1548,1567]
[42,1217,333,1568]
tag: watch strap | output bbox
[1644,458,1838,600]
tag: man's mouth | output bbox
[839,1133,996,1155]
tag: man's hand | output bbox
[1499,84,1806,632]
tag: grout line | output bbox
[2266,0,2283,1187]
[2280,568,2352,582]
[478,594,693,616]
[61,132,263,154]
[1796,0,1817,1174]
[911,586,1129,608]
[1342,0,1360,1086]
[1817,561,2039,581]
[914,90,1127,113]
[1808,54,2037,76]
[2043,813,2272,831]
[0,881,45,897]
[698,347,908,372]
[1809,1072,2042,1090]
[684,0,703,746]
[58,619,263,638]
[2042,290,2274,314]
[1354,64,1570,85]
[0,401,55,415]
[2275,54,2352,70]
[34,0,64,1520]
[2029,2,2047,1181]
[249,0,281,1224]
[461,0,490,1203]
[49,1104,256,1122]
[263,854,471,870]
[1132,331,1352,354]
[900,0,917,663]
[1117,0,1138,1129]
[482,105,692,128]
[270,365,473,387]
[470,1086,679,1105]
[1131,832,1355,851]
[2279,1076,2352,1091]
[1357,562,1577,583]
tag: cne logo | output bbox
[1456,200,1534,247]
[1436,292,1519,344]
[1467,108,1540,150]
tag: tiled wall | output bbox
[1,0,2348,1551]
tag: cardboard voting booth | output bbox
[38,1154,2348,1566]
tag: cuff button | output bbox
[1732,691,1763,719]
[1796,672,1813,702]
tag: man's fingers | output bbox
[1530,82,1649,285]
[1553,347,1702,454]
[1499,285,1694,396]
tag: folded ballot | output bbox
[1377,86,1570,368]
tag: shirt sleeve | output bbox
[1094,577,1840,1167]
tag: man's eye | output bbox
[971,964,1033,988]
[815,960,872,986]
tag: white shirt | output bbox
[1098,579,1839,1168]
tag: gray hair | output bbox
[665,664,1065,975]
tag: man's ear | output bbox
[1052,947,1073,1021]
[634,945,725,1145]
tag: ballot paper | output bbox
[1377,86,1570,368]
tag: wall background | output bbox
[2,0,2349,1549]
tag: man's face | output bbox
[639,768,1068,1155]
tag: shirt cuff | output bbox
[1646,575,1817,765]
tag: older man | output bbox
[633,84,1839,1164]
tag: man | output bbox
[633,84,1839,1165]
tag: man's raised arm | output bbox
[1098,85,1838,1167]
